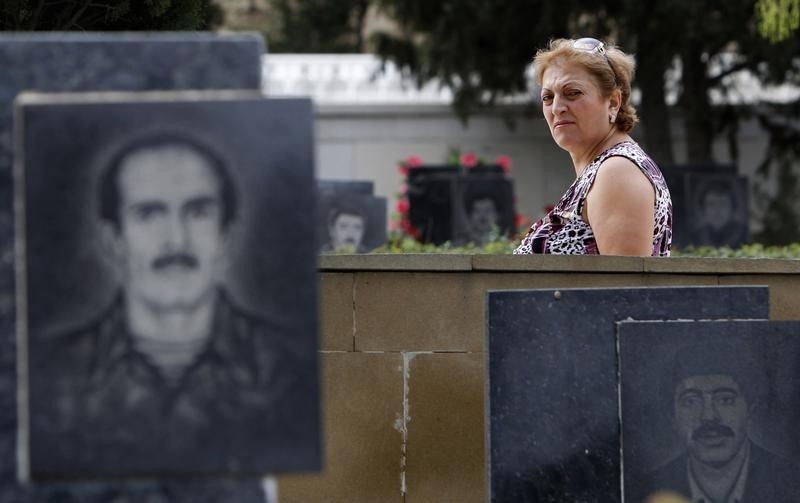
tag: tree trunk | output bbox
[680,49,714,163]
[636,52,675,165]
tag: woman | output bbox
[514,38,672,256]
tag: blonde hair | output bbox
[533,38,638,133]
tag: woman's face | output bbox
[540,60,616,154]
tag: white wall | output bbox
[314,103,773,233]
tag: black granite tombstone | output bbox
[318,192,387,253]
[317,179,374,195]
[685,173,749,248]
[407,165,515,245]
[407,166,458,245]
[454,174,515,246]
[15,92,319,483]
[618,320,800,503]
[0,33,264,494]
[659,164,748,248]
[486,286,769,502]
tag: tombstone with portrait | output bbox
[317,189,387,253]
[485,286,769,502]
[619,320,800,503]
[686,173,749,248]
[0,33,265,494]
[407,164,515,245]
[660,164,749,248]
[15,91,320,482]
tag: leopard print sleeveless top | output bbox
[513,141,672,256]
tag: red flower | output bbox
[461,152,478,168]
[398,183,409,195]
[496,154,512,173]
[399,155,423,176]
[514,213,530,229]
[396,198,410,214]
[401,220,421,239]
[406,155,423,168]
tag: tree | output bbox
[371,0,799,167]
[752,105,800,244]
[266,0,370,53]
[370,0,594,121]
[0,0,223,31]
[757,0,800,42]
[369,0,800,244]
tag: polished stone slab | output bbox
[618,320,800,503]
[16,92,318,482]
[318,192,387,253]
[0,32,264,490]
[486,286,769,502]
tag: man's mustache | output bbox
[692,423,735,440]
[152,252,198,271]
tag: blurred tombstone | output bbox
[0,32,265,495]
[317,179,374,195]
[454,170,515,246]
[16,92,320,486]
[485,286,769,502]
[660,164,747,248]
[407,165,515,245]
[407,166,458,245]
[685,173,749,248]
[318,192,387,253]
[619,320,800,503]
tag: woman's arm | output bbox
[584,156,655,256]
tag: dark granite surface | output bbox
[619,320,800,503]
[0,32,268,501]
[17,93,318,481]
[486,286,769,502]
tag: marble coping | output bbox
[317,253,800,274]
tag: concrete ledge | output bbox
[318,253,473,271]
[643,256,800,274]
[471,254,644,272]
[319,254,800,275]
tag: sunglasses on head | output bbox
[573,37,606,54]
[572,37,618,85]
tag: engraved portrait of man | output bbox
[316,191,387,254]
[689,176,748,249]
[321,201,368,253]
[22,101,320,482]
[627,340,800,503]
[464,191,501,246]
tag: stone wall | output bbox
[277,254,800,502]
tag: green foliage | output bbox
[266,0,370,52]
[371,0,585,121]
[0,0,223,31]
[324,237,800,258]
[673,243,800,258]
[757,0,800,43]
[750,103,800,245]
[328,239,800,258]
[369,231,518,254]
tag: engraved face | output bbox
[673,374,750,467]
[112,144,226,311]
[329,212,365,250]
[468,197,499,242]
[701,191,734,230]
